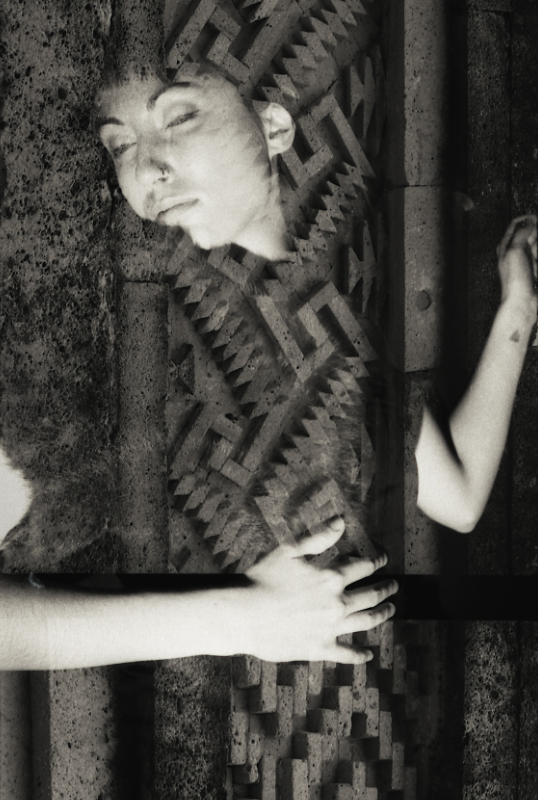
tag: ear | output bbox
[252,101,296,158]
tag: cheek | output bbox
[116,167,144,214]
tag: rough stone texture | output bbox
[467,0,512,10]
[154,657,231,800]
[519,622,538,799]
[229,621,465,800]
[0,672,32,800]
[0,0,117,570]
[31,669,118,800]
[466,11,511,366]
[404,372,452,574]
[385,0,449,188]
[116,282,169,571]
[412,621,465,800]
[387,187,447,373]
[465,10,512,575]
[463,621,518,799]
[509,0,538,575]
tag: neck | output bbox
[234,200,294,262]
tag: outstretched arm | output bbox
[416,216,537,532]
[0,519,397,670]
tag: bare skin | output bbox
[0,446,32,543]
[416,215,537,532]
[0,518,397,670]
[97,72,294,259]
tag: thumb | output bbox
[291,517,345,557]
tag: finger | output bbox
[498,215,536,259]
[291,517,345,557]
[337,602,396,636]
[512,218,537,249]
[337,551,389,586]
[342,579,399,613]
[321,643,374,665]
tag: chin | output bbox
[189,227,232,251]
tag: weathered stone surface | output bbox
[116,283,169,571]
[0,672,32,800]
[402,372,440,574]
[467,0,512,10]
[508,0,538,575]
[519,622,538,799]
[154,657,231,800]
[0,0,117,570]
[465,10,513,576]
[31,669,118,800]
[466,11,511,365]
[387,187,447,373]
[385,0,449,187]
[412,622,465,800]
[463,622,518,799]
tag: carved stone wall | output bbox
[163,0,388,574]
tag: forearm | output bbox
[449,298,534,504]
[0,578,251,670]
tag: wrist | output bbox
[499,294,537,334]
[163,586,255,658]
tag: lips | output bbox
[157,199,199,222]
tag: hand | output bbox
[497,215,538,321]
[242,518,397,663]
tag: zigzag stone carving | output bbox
[165,0,387,571]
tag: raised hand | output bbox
[242,517,397,664]
[497,214,537,320]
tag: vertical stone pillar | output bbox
[385,0,453,572]
[0,672,32,800]
[463,621,518,798]
[117,278,169,571]
[31,670,118,800]
[466,5,513,573]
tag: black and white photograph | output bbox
[0,0,537,798]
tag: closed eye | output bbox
[112,142,134,158]
[167,110,199,128]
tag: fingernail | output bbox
[329,516,344,530]
[365,650,374,662]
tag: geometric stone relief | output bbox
[165,0,388,571]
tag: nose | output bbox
[135,140,171,185]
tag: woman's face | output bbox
[97,73,274,250]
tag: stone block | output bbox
[293,731,322,787]
[403,371,441,573]
[229,711,250,765]
[466,156,512,574]
[0,673,32,800]
[250,661,278,713]
[385,0,449,187]
[279,759,309,800]
[463,622,518,799]
[386,187,447,373]
[117,283,169,571]
[466,11,511,365]
[31,669,117,800]
[467,0,511,9]
[154,657,231,800]
[519,622,538,797]
[509,0,538,575]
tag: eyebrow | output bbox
[147,81,192,110]
[96,115,124,131]
[97,82,193,132]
